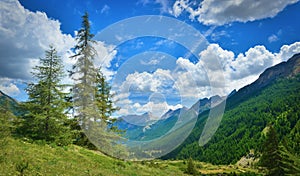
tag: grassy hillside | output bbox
[0,137,260,175]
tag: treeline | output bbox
[0,12,118,149]
[164,74,300,174]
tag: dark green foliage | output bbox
[186,157,198,175]
[278,143,300,175]
[260,126,300,175]
[0,100,15,139]
[165,74,300,165]
[95,69,119,129]
[20,46,73,145]
[15,159,29,176]
[260,125,283,175]
[0,99,18,154]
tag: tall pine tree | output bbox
[70,13,126,157]
[21,46,72,145]
[70,12,98,129]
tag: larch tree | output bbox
[70,12,98,129]
[21,45,72,145]
[70,12,126,157]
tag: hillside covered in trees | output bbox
[162,54,300,174]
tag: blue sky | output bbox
[1,0,300,118]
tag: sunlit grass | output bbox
[0,138,259,175]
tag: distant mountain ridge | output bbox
[228,53,300,106]
[162,53,300,164]
[115,107,188,141]
[0,90,20,115]
[0,90,17,102]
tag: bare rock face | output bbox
[228,53,300,105]
[255,53,300,88]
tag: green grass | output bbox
[0,137,259,175]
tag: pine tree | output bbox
[70,13,127,157]
[260,125,284,175]
[186,157,198,175]
[70,12,98,130]
[21,46,72,145]
[95,69,119,127]
[278,139,300,175]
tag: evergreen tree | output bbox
[70,12,98,130]
[260,125,284,175]
[0,99,16,144]
[70,12,126,157]
[21,46,72,145]
[95,69,119,127]
[186,157,198,175]
[278,142,300,175]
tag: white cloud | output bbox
[113,41,300,117]
[268,34,279,43]
[140,58,161,65]
[137,0,172,13]
[0,78,21,97]
[0,0,75,81]
[179,42,300,96]
[93,41,117,80]
[100,4,110,14]
[134,101,183,120]
[119,69,173,93]
[277,42,300,61]
[155,0,172,13]
[0,0,118,102]
[172,0,299,26]
[210,30,230,41]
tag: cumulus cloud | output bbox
[93,41,117,80]
[0,0,75,81]
[0,78,21,97]
[181,42,300,96]
[113,41,300,116]
[114,69,181,116]
[277,42,300,61]
[119,69,174,93]
[0,0,117,99]
[172,0,299,26]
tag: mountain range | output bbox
[162,53,300,164]
[1,53,299,164]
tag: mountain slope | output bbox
[115,107,188,141]
[162,53,300,165]
[0,90,20,116]
[227,53,300,108]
